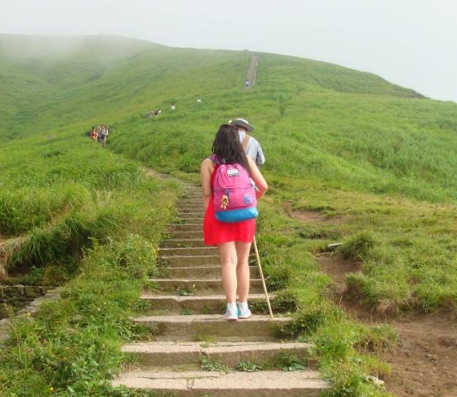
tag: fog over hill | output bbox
[1,0,456,102]
[0,33,432,145]
[0,34,161,60]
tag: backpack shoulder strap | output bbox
[209,154,224,165]
[241,134,250,151]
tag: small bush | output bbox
[112,234,159,279]
[338,232,376,261]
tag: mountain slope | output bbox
[0,34,249,140]
[2,34,457,204]
[0,34,421,140]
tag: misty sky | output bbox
[1,0,457,102]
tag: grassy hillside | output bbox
[0,34,248,141]
[1,34,457,396]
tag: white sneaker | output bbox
[224,307,238,321]
[237,305,252,319]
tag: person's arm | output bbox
[247,157,268,199]
[256,142,265,166]
[200,158,214,211]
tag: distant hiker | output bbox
[97,125,109,147]
[200,124,268,321]
[90,127,98,140]
[170,103,176,111]
[228,118,265,166]
[245,80,250,88]
[196,97,202,103]
[154,108,162,116]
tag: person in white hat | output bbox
[228,118,265,166]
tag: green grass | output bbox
[0,235,164,396]
[1,34,457,396]
[0,129,179,280]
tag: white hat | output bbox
[228,118,254,132]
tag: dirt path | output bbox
[379,315,457,397]
[299,210,457,397]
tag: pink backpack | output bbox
[211,155,258,223]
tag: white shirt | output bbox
[238,131,265,166]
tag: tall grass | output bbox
[0,127,179,280]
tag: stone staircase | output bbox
[245,53,259,89]
[112,184,331,396]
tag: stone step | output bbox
[176,210,202,216]
[179,202,202,206]
[176,203,202,210]
[177,209,201,219]
[180,199,202,204]
[175,212,204,221]
[139,293,271,314]
[173,214,203,223]
[169,224,202,232]
[148,278,264,295]
[177,207,204,214]
[159,246,217,256]
[167,230,204,239]
[160,238,206,248]
[112,370,331,396]
[160,254,220,266]
[0,285,51,301]
[121,341,312,368]
[160,265,260,279]
[133,314,291,341]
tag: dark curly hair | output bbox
[211,124,251,173]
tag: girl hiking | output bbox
[200,124,268,321]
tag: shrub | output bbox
[338,232,376,261]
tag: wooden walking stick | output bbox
[253,235,274,319]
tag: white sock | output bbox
[238,301,249,310]
[227,303,237,312]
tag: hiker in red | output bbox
[201,124,268,321]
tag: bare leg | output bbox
[218,242,238,303]
[235,241,252,302]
